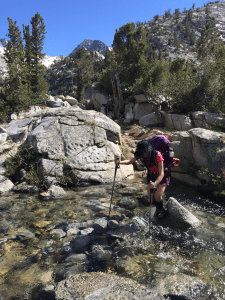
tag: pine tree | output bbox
[23,24,33,99]
[112,22,149,91]
[3,17,30,115]
[30,12,48,103]
[72,48,94,102]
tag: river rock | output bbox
[64,253,88,266]
[71,235,92,253]
[118,197,138,209]
[154,274,213,299]
[167,197,201,229]
[55,272,163,300]
[91,244,112,261]
[50,229,66,239]
[12,182,39,193]
[40,185,67,200]
[0,175,14,194]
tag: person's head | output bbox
[134,140,156,162]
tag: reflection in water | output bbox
[0,180,224,299]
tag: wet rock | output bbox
[132,216,148,230]
[0,199,9,211]
[117,187,138,195]
[12,182,39,193]
[154,274,213,300]
[50,229,66,239]
[61,242,72,255]
[55,272,163,300]
[16,229,35,239]
[118,197,138,209]
[0,237,8,246]
[80,227,94,236]
[167,197,202,229]
[71,235,92,253]
[66,227,80,236]
[40,185,67,200]
[0,175,14,194]
[66,220,94,231]
[92,218,108,234]
[91,244,112,261]
[64,253,88,266]
[108,220,120,229]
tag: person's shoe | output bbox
[154,208,160,217]
[158,208,167,219]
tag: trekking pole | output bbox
[107,156,120,227]
[149,188,153,233]
[149,183,157,234]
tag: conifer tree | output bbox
[3,17,30,115]
[30,12,48,103]
[112,22,149,91]
[72,48,94,102]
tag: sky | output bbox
[1,0,213,57]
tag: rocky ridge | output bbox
[145,1,225,63]
[69,39,112,57]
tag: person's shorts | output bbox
[147,172,170,186]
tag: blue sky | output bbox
[1,0,211,57]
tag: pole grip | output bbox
[115,155,120,169]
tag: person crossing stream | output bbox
[115,135,180,222]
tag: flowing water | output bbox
[0,179,224,299]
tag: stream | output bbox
[0,178,224,300]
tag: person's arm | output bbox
[154,160,164,186]
[115,157,136,165]
[148,160,164,190]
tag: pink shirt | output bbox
[136,151,164,172]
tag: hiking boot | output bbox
[154,208,160,217]
[158,208,167,219]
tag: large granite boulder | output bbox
[4,107,134,186]
[161,112,193,131]
[191,111,225,129]
[189,128,225,176]
[139,112,162,127]
[133,102,155,120]
[92,91,109,111]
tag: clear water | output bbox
[0,180,224,299]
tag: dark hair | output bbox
[134,140,156,162]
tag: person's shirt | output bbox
[135,151,164,173]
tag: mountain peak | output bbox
[0,38,8,48]
[69,39,111,57]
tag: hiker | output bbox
[115,135,180,219]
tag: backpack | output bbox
[135,135,175,173]
[148,135,174,172]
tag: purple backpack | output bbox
[148,135,174,172]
